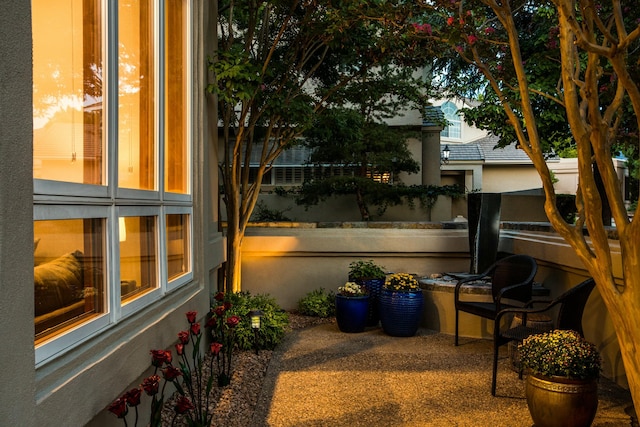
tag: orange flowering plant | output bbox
[518,329,601,380]
[383,273,421,292]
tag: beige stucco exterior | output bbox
[1,2,226,426]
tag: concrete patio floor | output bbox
[251,323,636,427]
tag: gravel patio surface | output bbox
[249,321,636,427]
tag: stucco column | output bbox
[0,1,36,425]
[421,125,444,186]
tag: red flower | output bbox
[226,315,240,328]
[210,342,223,355]
[108,397,128,418]
[175,343,184,356]
[178,330,190,344]
[175,396,195,414]
[484,26,495,35]
[205,316,216,328]
[163,365,182,381]
[150,349,170,367]
[164,350,172,364]
[447,16,455,26]
[190,322,201,336]
[124,388,142,407]
[186,311,197,324]
[214,291,225,301]
[142,375,161,396]
[467,34,478,45]
[214,305,226,317]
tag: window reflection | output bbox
[119,216,158,302]
[118,0,156,190]
[32,0,104,184]
[166,214,190,280]
[34,218,105,343]
[165,0,189,194]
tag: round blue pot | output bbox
[356,278,385,327]
[335,294,370,333]
[379,289,424,337]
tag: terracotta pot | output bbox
[525,373,598,427]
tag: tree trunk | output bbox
[224,217,243,293]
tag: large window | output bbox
[32,0,192,363]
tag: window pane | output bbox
[120,216,158,302]
[166,214,190,280]
[33,0,104,185]
[118,0,156,190]
[34,219,106,344]
[165,0,189,194]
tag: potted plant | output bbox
[335,282,370,333]
[348,260,386,326]
[518,329,601,427]
[378,273,424,337]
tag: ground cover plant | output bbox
[298,288,336,318]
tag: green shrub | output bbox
[298,288,336,318]
[214,291,289,351]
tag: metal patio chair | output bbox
[454,254,538,347]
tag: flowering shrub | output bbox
[109,301,242,427]
[383,273,421,292]
[518,329,601,380]
[337,281,368,297]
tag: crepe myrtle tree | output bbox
[412,0,640,412]
[209,0,435,292]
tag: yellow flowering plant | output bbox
[518,329,601,380]
[337,281,368,297]
[383,273,421,292]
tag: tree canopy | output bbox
[209,0,437,291]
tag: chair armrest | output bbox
[496,281,533,304]
[494,301,559,331]
[523,298,552,308]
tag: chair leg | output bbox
[492,341,499,396]
[454,309,459,346]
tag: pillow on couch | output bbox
[34,251,83,317]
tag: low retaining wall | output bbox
[240,221,627,388]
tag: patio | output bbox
[250,320,635,427]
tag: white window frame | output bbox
[441,101,462,140]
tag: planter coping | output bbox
[419,277,550,297]
[420,277,490,295]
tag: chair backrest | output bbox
[490,255,537,303]
[555,278,596,336]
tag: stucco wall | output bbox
[0,2,36,425]
[482,165,543,193]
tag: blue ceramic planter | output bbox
[356,278,385,326]
[335,294,370,333]
[379,289,424,337]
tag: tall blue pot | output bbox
[335,294,370,333]
[379,289,424,337]
[356,278,385,326]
